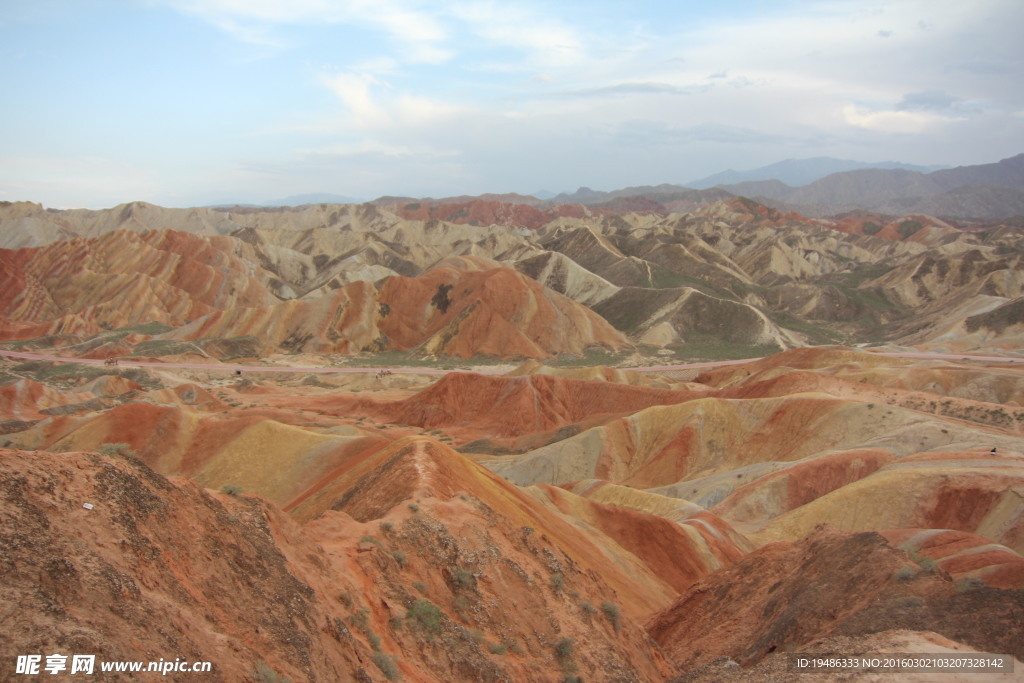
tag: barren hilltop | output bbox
[1,194,1023,681]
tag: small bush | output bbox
[406,599,442,636]
[412,582,428,595]
[580,600,596,616]
[911,553,938,572]
[956,577,987,592]
[893,595,924,609]
[902,546,939,573]
[408,503,419,512]
[488,642,507,655]
[601,601,621,631]
[453,594,473,617]
[371,652,401,681]
[220,484,244,496]
[553,637,579,675]
[392,550,406,568]
[252,662,291,683]
[381,521,394,532]
[98,443,137,459]
[550,572,565,592]
[451,567,476,590]
[348,609,370,631]
[894,566,917,582]
[553,637,575,664]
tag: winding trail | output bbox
[1,348,1021,377]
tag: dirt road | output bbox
[2,348,1021,377]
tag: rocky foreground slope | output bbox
[2,345,1023,680]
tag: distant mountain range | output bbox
[686,157,949,189]
[727,153,1024,218]
[245,154,1024,219]
[542,154,1024,219]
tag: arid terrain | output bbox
[2,191,1023,681]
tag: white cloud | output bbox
[160,0,453,63]
[319,72,385,125]
[451,1,586,69]
[842,105,958,134]
[319,71,466,130]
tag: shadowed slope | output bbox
[648,525,1024,674]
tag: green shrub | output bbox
[252,661,291,683]
[553,637,574,664]
[372,652,401,681]
[894,566,917,582]
[893,595,924,609]
[451,567,476,590]
[601,601,621,630]
[98,443,137,459]
[348,609,370,631]
[220,484,244,496]
[911,552,938,572]
[406,599,442,636]
[956,577,987,592]
[453,593,473,616]
[554,637,580,676]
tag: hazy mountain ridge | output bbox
[377,154,1024,219]
[687,157,949,189]
[723,154,1024,218]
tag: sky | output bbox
[1,0,1022,209]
